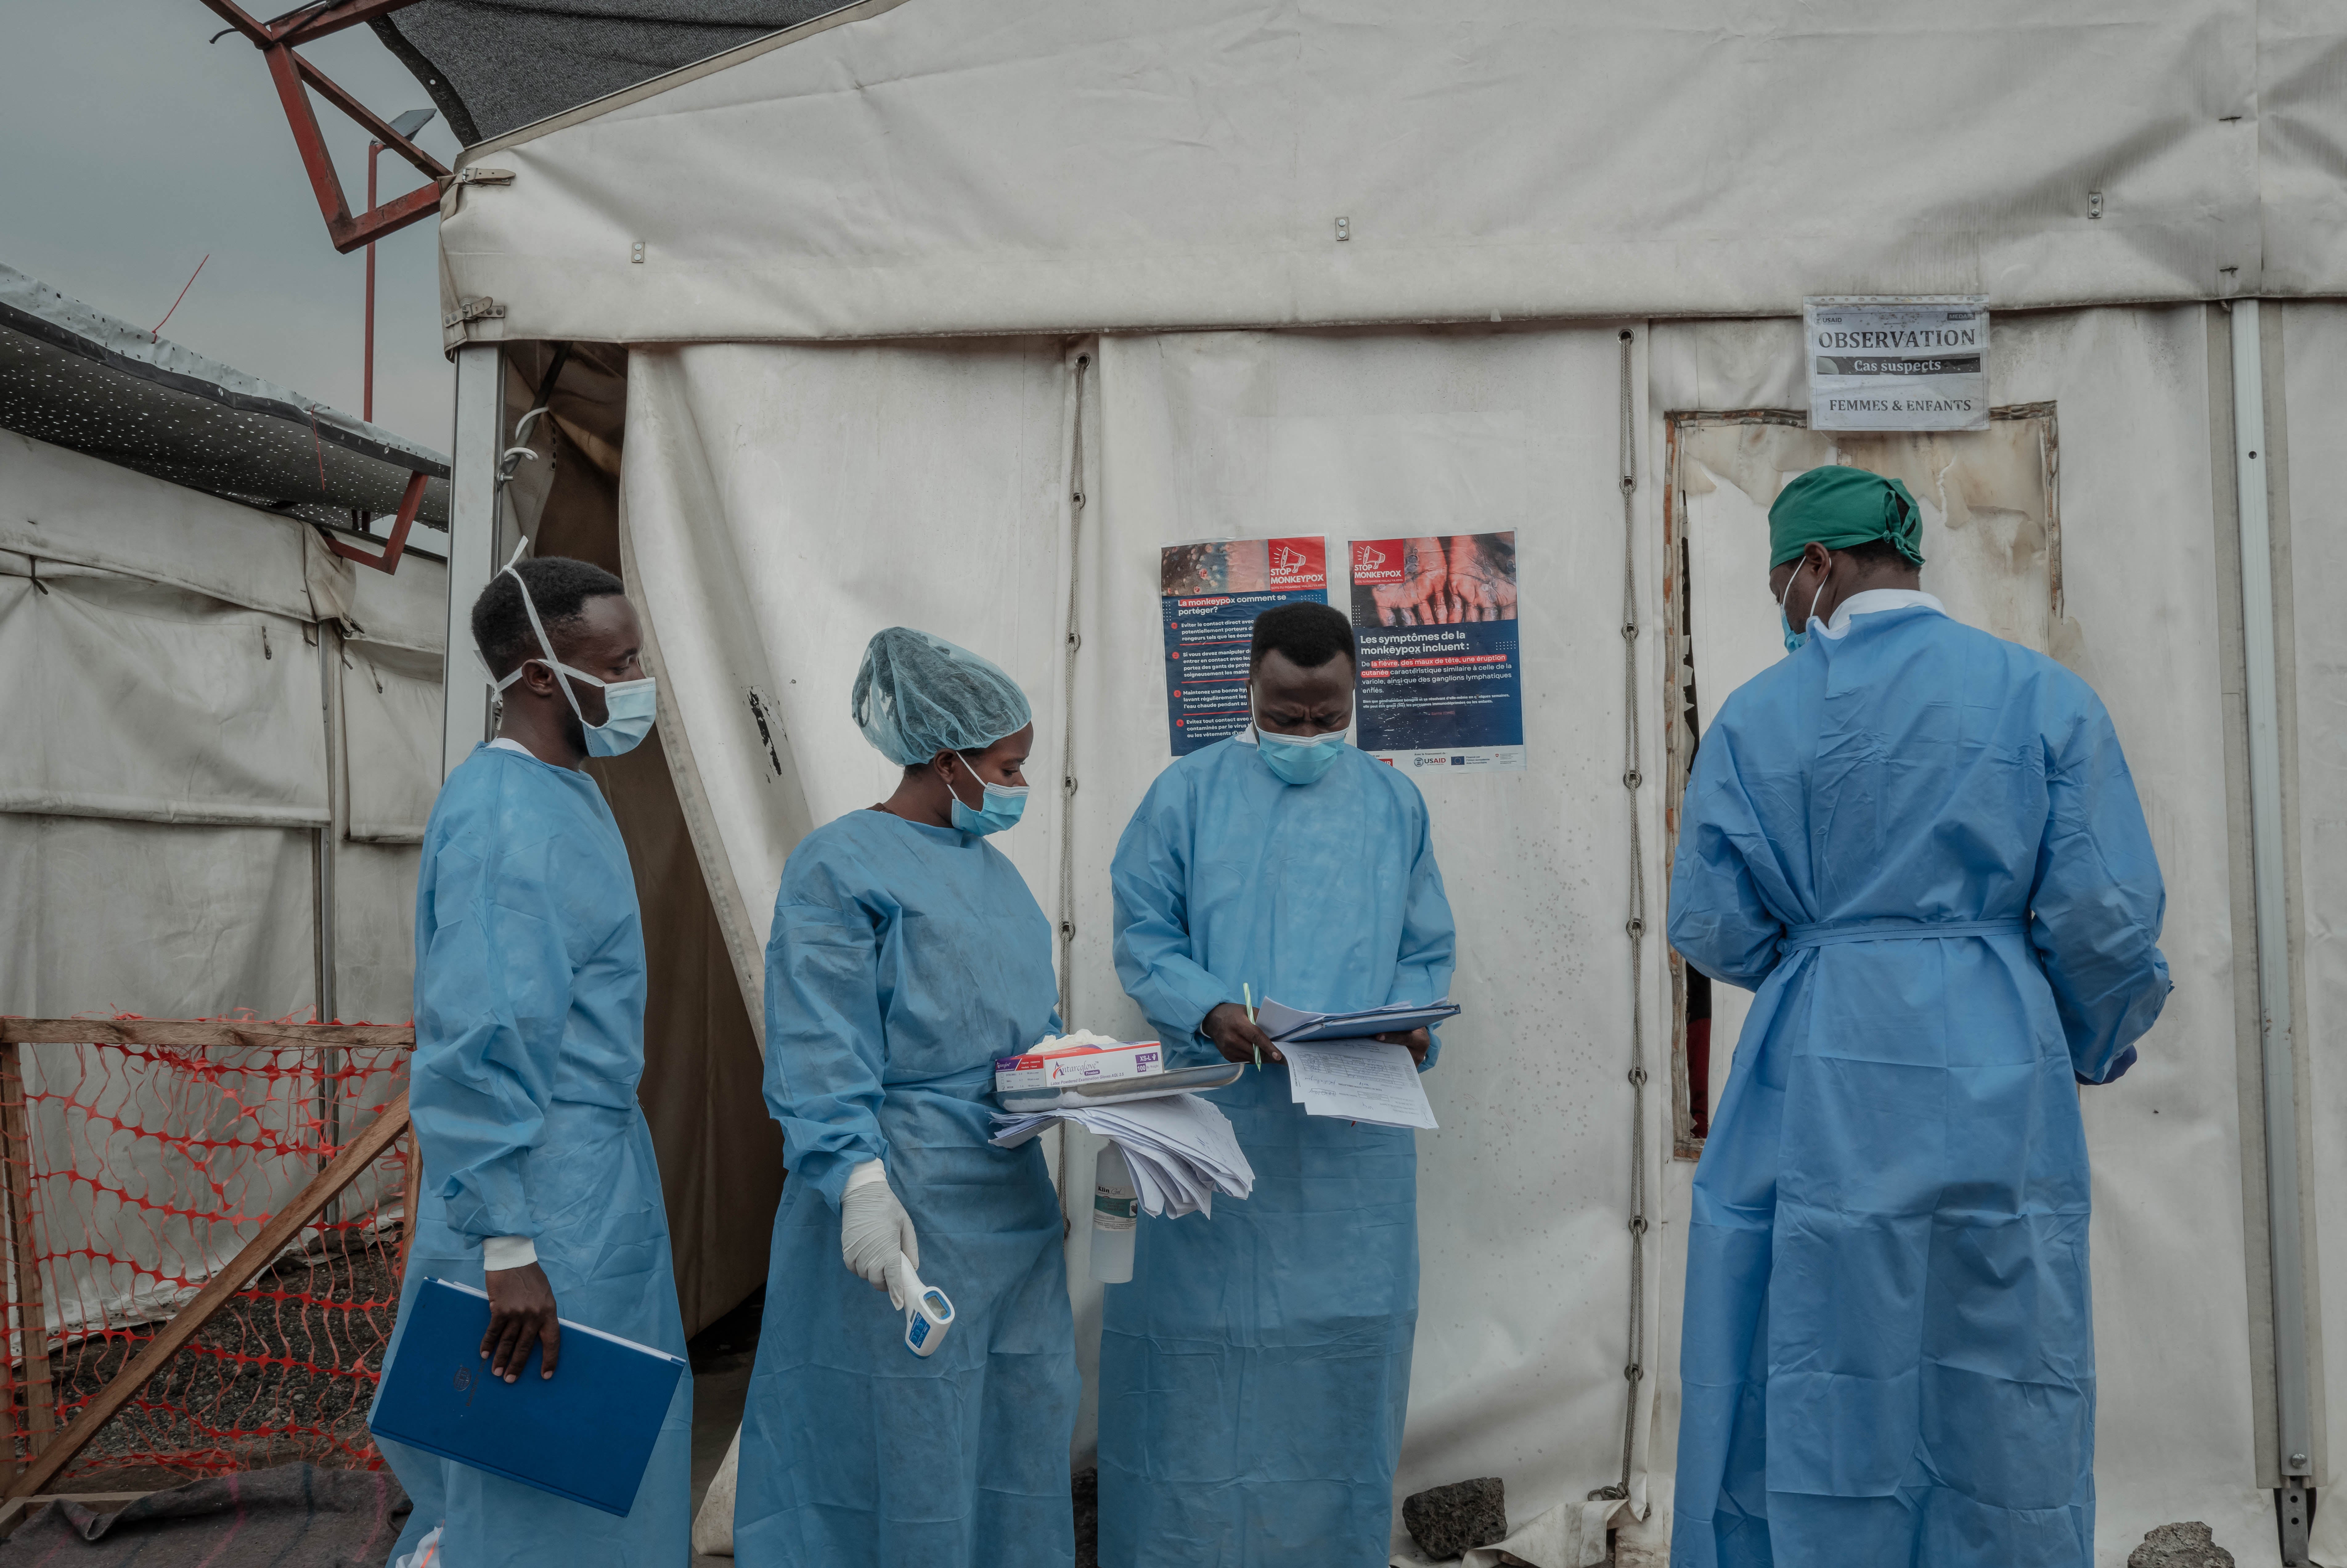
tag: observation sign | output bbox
[1805,295,1990,432]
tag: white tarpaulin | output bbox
[620,324,1669,1559]
[440,0,2347,350]
[0,429,445,1334]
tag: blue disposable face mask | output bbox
[490,557,658,758]
[1252,693,1349,786]
[1779,562,1828,654]
[950,752,1028,835]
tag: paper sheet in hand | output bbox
[1281,1040,1439,1129]
[991,1092,1254,1219]
[369,1277,685,1517]
[1253,996,1459,1043]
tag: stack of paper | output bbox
[991,1092,1255,1219]
[1280,1040,1439,1129]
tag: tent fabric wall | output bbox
[618,324,1671,1557]
[2278,302,2347,1564]
[0,431,445,1334]
[1647,308,2279,1564]
[439,0,2347,350]
[519,379,786,1340]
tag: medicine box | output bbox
[994,1040,1163,1095]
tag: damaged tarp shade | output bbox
[0,264,448,534]
[372,0,860,144]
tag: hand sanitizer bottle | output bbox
[1090,1143,1137,1283]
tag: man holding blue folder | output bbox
[1098,602,1456,1568]
[376,555,692,1566]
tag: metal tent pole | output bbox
[441,344,504,778]
[2231,299,2315,1563]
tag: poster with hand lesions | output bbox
[1160,537,1329,755]
[1347,533,1526,773]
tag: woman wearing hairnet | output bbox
[733,628,1078,1568]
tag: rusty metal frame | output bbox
[198,0,450,255]
[325,468,429,573]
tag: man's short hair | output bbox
[1250,601,1356,671]
[472,557,627,677]
[1838,538,1912,570]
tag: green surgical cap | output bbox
[1767,466,1925,569]
[853,627,1033,766]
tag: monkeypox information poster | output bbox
[1805,295,1990,432]
[1160,537,1329,755]
[1346,533,1526,773]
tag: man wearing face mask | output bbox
[1668,466,2170,1568]
[1097,600,1456,1568]
[376,553,692,1568]
[733,627,1078,1568]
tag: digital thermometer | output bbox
[895,1253,954,1358]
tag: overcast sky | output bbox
[0,0,462,452]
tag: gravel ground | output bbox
[38,1241,402,1488]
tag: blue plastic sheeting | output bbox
[737,807,1078,1567]
[379,744,692,1567]
[1100,737,1455,1567]
[1667,605,2170,1568]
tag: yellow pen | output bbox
[1243,984,1261,1070]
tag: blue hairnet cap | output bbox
[852,627,1034,766]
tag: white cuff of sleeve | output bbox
[845,1159,888,1193]
[482,1235,538,1271]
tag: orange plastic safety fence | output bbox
[0,1024,412,1484]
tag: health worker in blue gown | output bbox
[735,627,1078,1568]
[1099,601,1457,1568]
[1669,467,2172,1568]
[375,554,690,1568]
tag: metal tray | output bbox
[997,1060,1246,1113]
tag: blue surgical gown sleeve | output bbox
[1111,781,1240,1046]
[1668,726,1792,991]
[1386,806,1459,1070]
[411,830,570,1243]
[765,869,892,1210]
[2029,690,2172,1084]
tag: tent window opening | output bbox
[1661,405,2063,1159]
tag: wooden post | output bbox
[399,1136,420,1282]
[0,1043,54,1467]
[4,1089,411,1500]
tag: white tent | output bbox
[0,268,449,1336]
[427,4,2347,1562]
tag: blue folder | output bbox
[369,1277,686,1517]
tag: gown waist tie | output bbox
[1779,916,2028,951]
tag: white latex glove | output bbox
[841,1162,919,1306]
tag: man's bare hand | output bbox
[483,1262,561,1382]
[1203,1002,1282,1065]
[1376,1027,1432,1066]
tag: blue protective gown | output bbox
[735,807,1078,1568]
[1100,737,1456,1568]
[375,743,691,1568]
[1667,605,2170,1568]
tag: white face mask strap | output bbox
[498,554,599,724]
[952,750,985,806]
[1781,554,1829,630]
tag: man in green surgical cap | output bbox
[1764,465,1930,652]
[1668,462,2169,1567]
